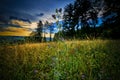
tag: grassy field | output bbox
[0,40,120,80]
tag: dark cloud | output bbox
[0,15,9,24]
[0,15,31,29]
[0,24,22,28]
[0,8,38,22]
[36,13,44,17]
[0,27,17,32]
[19,18,31,24]
[9,16,31,24]
[0,27,7,32]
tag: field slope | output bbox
[0,40,120,80]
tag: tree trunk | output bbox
[94,24,96,39]
[50,32,52,41]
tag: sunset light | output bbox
[0,0,120,80]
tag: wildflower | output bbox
[34,69,38,74]
[47,44,51,48]
[61,37,65,41]
[54,70,61,78]
[51,62,56,67]
[81,74,86,80]
[100,70,104,74]
[52,56,58,61]
[59,37,65,42]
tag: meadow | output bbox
[0,40,120,80]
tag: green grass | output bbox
[0,40,120,80]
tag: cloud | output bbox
[0,18,33,36]
[36,13,44,17]
[0,16,37,36]
[9,16,31,23]
[0,24,22,28]
[10,19,30,26]
[0,27,31,36]
[0,15,32,28]
[0,8,38,22]
[0,14,34,30]
[0,15,9,24]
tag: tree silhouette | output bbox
[36,20,43,42]
[87,8,98,38]
[49,23,54,41]
[52,8,63,40]
[102,0,120,39]
[63,0,92,39]
[63,3,76,38]
[43,21,50,42]
[44,21,53,41]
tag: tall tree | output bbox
[44,21,53,41]
[87,8,98,38]
[43,21,49,41]
[63,3,76,38]
[49,23,54,41]
[63,0,92,38]
[102,0,120,38]
[37,20,43,42]
[74,0,91,27]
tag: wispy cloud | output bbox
[0,18,33,36]
[9,16,31,23]
[0,27,31,36]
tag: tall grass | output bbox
[0,40,120,80]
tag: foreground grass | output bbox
[0,40,120,80]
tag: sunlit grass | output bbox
[0,40,120,80]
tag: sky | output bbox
[0,0,74,36]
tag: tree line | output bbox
[30,20,54,42]
[62,0,120,39]
[32,0,120,42]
